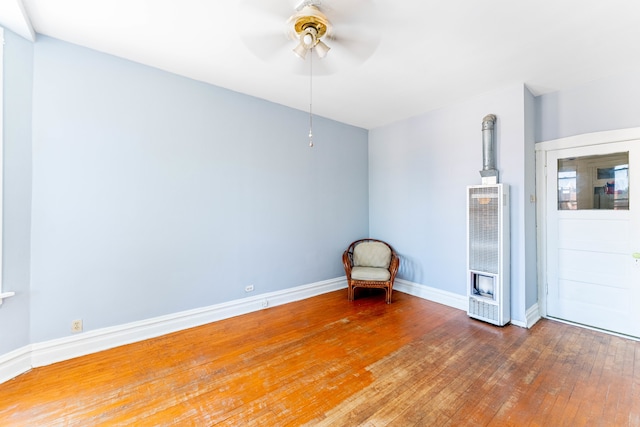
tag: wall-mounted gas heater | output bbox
[467,114,510,326]
[467,184,510,325]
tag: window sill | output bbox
[0,291,16,305]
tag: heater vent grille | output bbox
[468,186,500,274]
[469,298,499,324]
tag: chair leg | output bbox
[386,287,392,304]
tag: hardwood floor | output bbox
[1,290,639,426]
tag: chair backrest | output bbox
[353,241,392,268]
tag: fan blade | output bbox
[327,31,380,65]
[242,33,290,62]
[319,0,381,65]
[318,0,379,31]
[238,0,298,62]
[239,0,300,25]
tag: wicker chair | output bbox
[343,239,400,304]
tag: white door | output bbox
[546,140,640,337]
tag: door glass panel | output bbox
[558,152,629,210]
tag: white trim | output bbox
[0,345,31,384]
[394,279,467,311]
[30,277,347,368]
[0,1,36,41]
[511,303,541,329]
[0,278,469,383]
[14,0,37,41]
[0,291,16,305]
[395,279,540,328]
[535,127,640,152]
[546,316,640,343]
[536,148,548,318]
[1,276,538,384]
[0,277,347,383]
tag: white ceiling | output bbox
[2,0,640,129]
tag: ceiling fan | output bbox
[288,2,333,60]
[238,0,379,147]
[239,0,380,75]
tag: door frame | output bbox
[535,127,640,323]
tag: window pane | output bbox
[558,152,629,210]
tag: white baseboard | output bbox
[394,279,467,311]
[527,303,542,328]
[0,276,541,384]
[510,303,541,328]
[395,280,542,329]
[0,345,32,384]
[1,277,347,383]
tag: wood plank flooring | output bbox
[1,290,639,426]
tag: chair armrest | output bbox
[389,252,400,282]
[342,250,353,279]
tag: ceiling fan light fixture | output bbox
[302,29,316,47]
[291,5,330,39]
[314,39,331,58]
[293,42,308,59]
[289,4,332,60]
[293,24,329,59]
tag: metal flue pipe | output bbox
[480,114,498,183]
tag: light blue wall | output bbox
[536,72,640,142]
[523,87,537,310]
[369,84,537,324]
[0,29,33,354]
[29,37,368,342]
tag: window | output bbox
[557,152,629,210]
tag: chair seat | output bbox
[351,266,391,281]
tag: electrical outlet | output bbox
[245,285,254,293]
[71,319,83,333]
